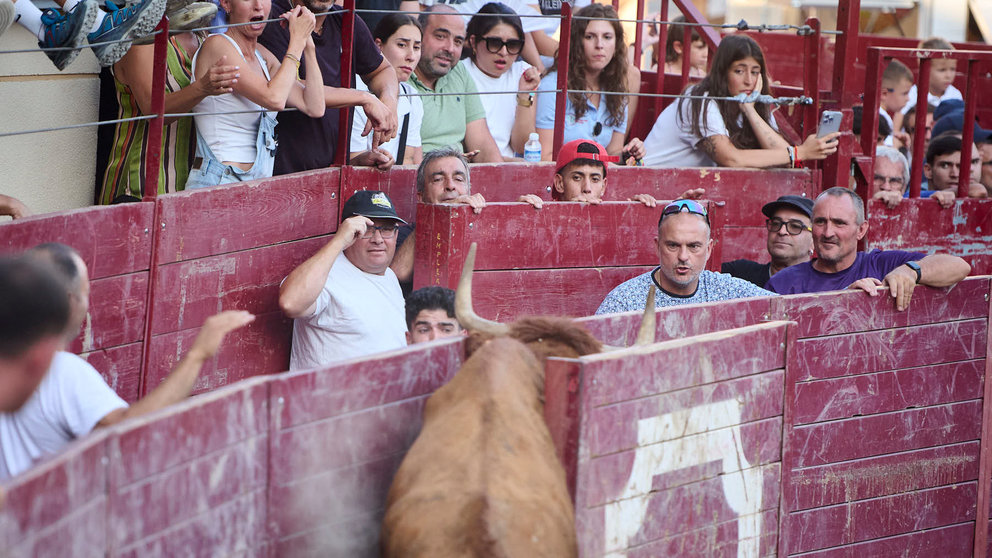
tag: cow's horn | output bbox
[635,285,656,345]
[455,243,510,336]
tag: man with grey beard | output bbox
[260,0,400,173]
[409,4,504,162]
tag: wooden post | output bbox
[142,16,169,201]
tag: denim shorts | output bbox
[186,112,278,190]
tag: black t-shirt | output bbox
[721,259,772,289]
[259,3,384,175]
[356,0,401,39]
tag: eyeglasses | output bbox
[766,218,811,235]
[360,224,398,239]
[660,200,709,224]
[481,36,524,55]
[873,175,905,188]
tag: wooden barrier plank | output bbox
[0,202,153,277]
[867,198,992,249]
[784,482,977,555]
[68,272,148,353]
[793,360,985,424]
[145,311,292,395]
[722,226,769,263]
[467,266,652,322]
[340,165,418,223]
[788,442,979,512]
[154,169,340,263]
[795,521,974,558]
[81,342,143,403]
[772,276,990,338]
[149,236,326,335]
[794,319,988,381]
[791,400,982,469]
[585,371,783,458]
[573,322,792,558]
[577,296,772,347]
[616,509,779,558]
[0,433,109,557]
[580,322,786,407]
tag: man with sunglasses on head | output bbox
[766,187,970,311]
[280,191,408,370]
[596,200,773,314]
[722,195,815,289]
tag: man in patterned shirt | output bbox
[596,200,774,314]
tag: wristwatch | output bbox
[904,261,922,284]
[516,94,533,107]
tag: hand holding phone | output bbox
[817,111,842,138]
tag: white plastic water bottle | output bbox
[524,133,542,162]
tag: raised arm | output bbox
[269,32,325,118]
[464,118,505,163]
[360,58,400,147]
[279,216,371,318]
[509,67,540,154]
[700,132,839,168]
[95,310,255,427]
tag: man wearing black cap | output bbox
[721,195,814,289]
[280,191,408,370]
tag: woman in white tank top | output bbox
[186,0,325,188]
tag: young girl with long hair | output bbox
[642,34,837,167]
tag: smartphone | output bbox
[817,110,843,138]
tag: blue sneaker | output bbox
[87,0,166,67]
[38,0,98,71]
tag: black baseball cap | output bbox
[762,195,813,219]
[340,191,407,224]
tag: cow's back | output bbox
[381,337,577,558]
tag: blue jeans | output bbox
[186,112,278,189]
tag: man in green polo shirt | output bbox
[409,5,505,162]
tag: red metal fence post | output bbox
[858,47,882,202]
[632,0,644,69]
[801,18,821,139]
[334,0,355,166]
[679,26,691,91]
[652,0,669,117]
[142,17,169,201]
[552,2,571,161]
[959,57,978,198]
[907,57,931,199]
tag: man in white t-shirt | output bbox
[0,256,70,415]
[280,191,409,370]
[0,244,253,480]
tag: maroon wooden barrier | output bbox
[0,203,155,403]
[411,201,725,321]
[776,277,991,556]
[566,322,792,556]
[866,198,992,276]
[266,340,463,556]
[143,171,341,395]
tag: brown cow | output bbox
[381,243,655,558]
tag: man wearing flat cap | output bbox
[280,191,408,369]
[722,195,815,288]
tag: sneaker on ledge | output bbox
[38,0,98,70]
[133,1,216,45]
[88,0,166,67]
[0,0,15,39]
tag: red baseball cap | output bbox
[555,139,619,175]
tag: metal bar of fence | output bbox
[801,18,821,142]
[335,0,356,166]
[552,2,571,161]
[653,0,669,119]
[144,16,169,202]
[908,58,931,199]
[960,59,979,199]
[860,47,882,203]
[633,0,645,69]
[679,26,691,93]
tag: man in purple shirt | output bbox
[766,187,971,310]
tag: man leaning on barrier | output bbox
[0,244,253,481]
[596,200,773,314]
[280,191,408,370]
[390,148,486,293]
[871,146,955,209]
[766,187,971,311]
[722,195,814,289]
[260,0,400,174]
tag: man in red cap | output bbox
[518,139,700,208]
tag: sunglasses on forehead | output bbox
[660,200,709,225]
[481,36,524,55]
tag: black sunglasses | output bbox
[481,36,524,55]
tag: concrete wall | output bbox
[0,23,101,219]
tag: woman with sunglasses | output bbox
[462,3,540,159]
[642,34,839,168]
[350,13,424,167]
[534,3,645,162]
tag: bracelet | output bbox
[787,146,795,168]
[794,146,802,167]
[284,53,301,79]
[516,93,533,107]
